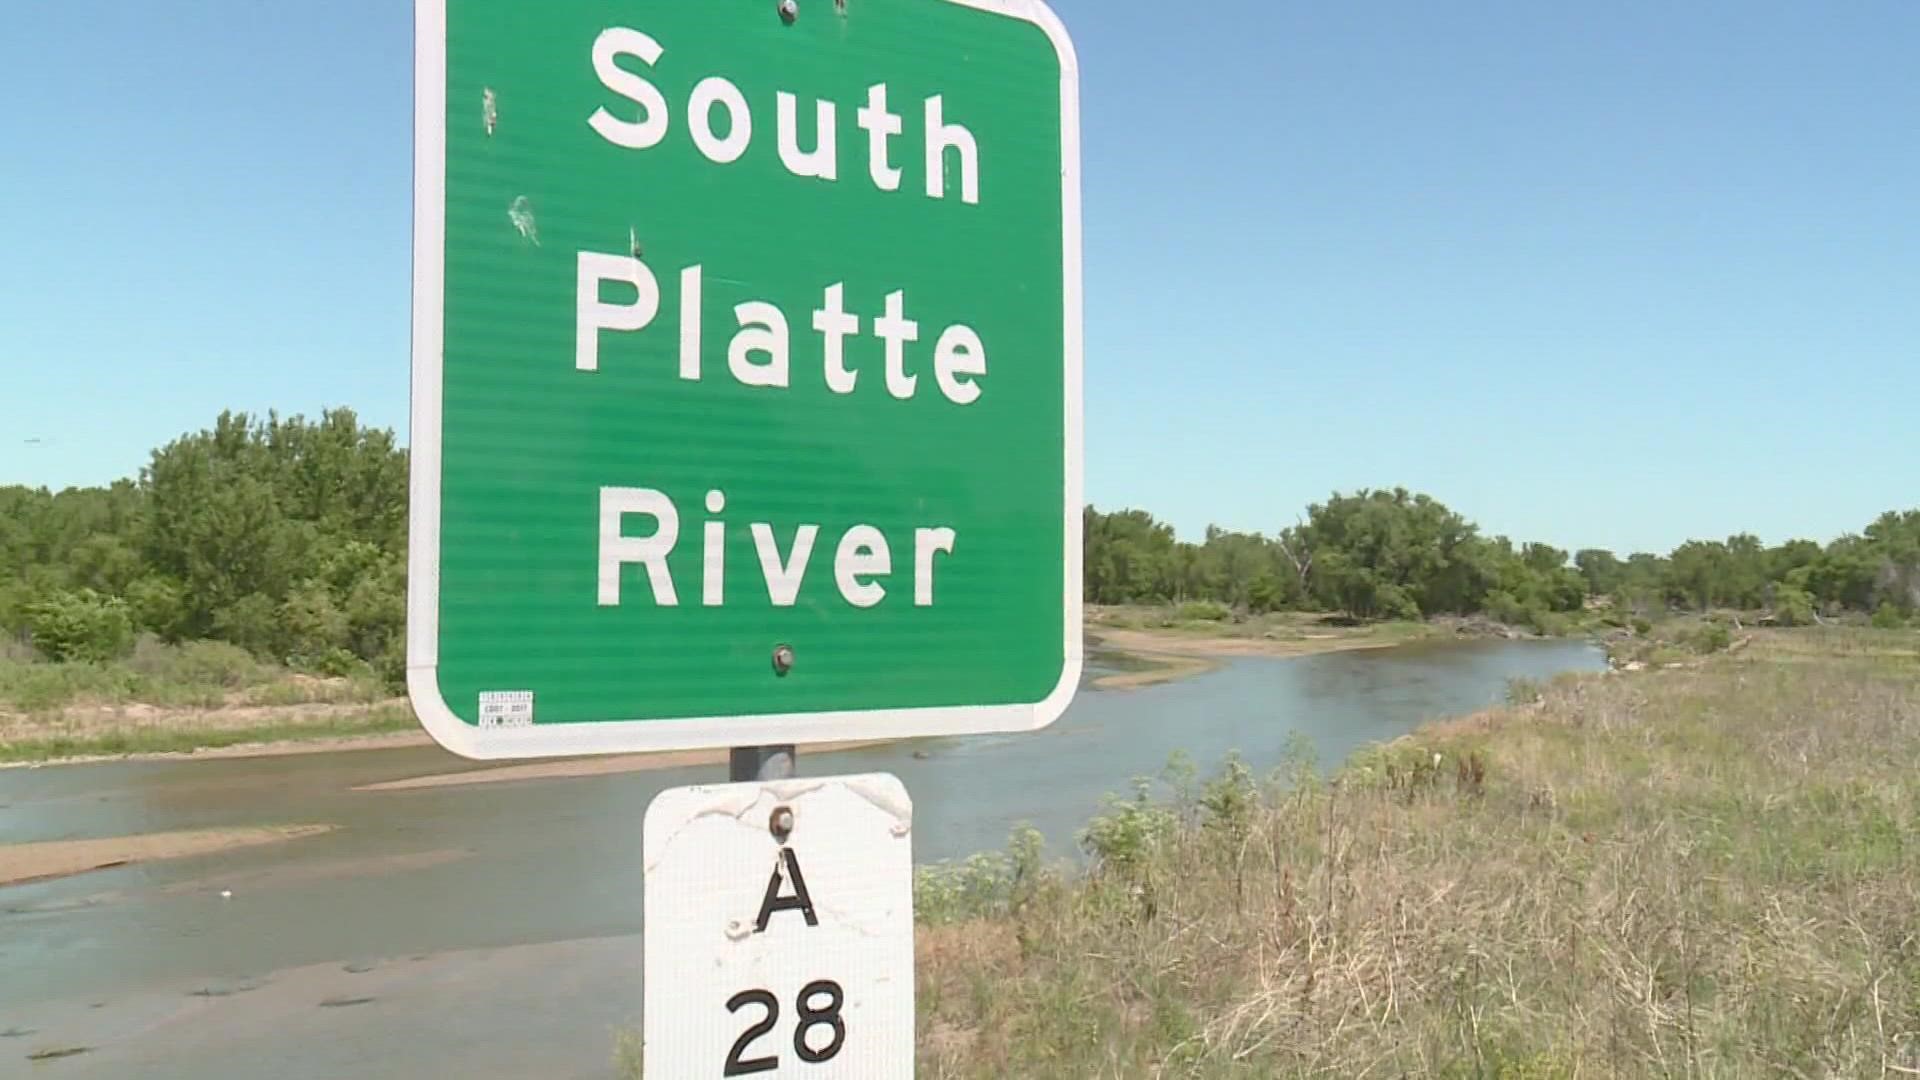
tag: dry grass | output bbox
[0,700,416,763]
[915,628,1920,1077]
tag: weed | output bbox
[915,628,1920,1077]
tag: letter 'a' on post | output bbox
[577,253,660,372]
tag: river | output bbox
[0,638,1602,1078]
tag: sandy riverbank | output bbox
[1086,622,1419,689]
[0,825,335,888]
[4,617,1457,766]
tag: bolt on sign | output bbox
[409,0,1083,759]
[643,776,914,1077]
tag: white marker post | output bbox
[642,774,916,1077]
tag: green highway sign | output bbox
[409,0,1082,758]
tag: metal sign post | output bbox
[730,744,797,783]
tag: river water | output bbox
[0,638,1601,1078]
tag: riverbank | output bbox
[914,627,1920,1076]
[5,636,1601,1074]
[0,824,336,888]
[0,700,420,766]
[4,610,1472,764]
[1085,605,1552,689]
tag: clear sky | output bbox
[1,1,1914,555]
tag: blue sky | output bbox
[1,1,1914,555]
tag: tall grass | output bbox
[0,638,386,713]
[915,628,1920,1077]
[0,703,417,763]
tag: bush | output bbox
[1631,617,1654,636]
[1772,585,1817,627]
[1484,590,1528,627]
[307,647,367,679]
[1198,754,1255,843]
[915,827,1049,925]
[124,576,188,640]
[1246,574,1286,614]
[1175,600,1232,623]
[1525,607,1571,637]
[129,638,267,689]
[211,594,280,658]
[25,590,134,662]
[0,660,136,711]
[1081,779,1179,879]
[1688,622,1733,654]
[1871,603,1905,630]
[282,581,351,665]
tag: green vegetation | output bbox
[1,409,406,683]
[6,412,1914,681]
[914,629,1920,1076]
[1087,490,1920,631]
[0,639,387,714]
[4,409,1916,770]
[1091,606,1440,645]
[0,637,403,764]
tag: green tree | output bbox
[1771,584,1816,627]
[25,589,135,662]
[1574,549,1624,596]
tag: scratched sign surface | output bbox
[409,0,1083,758]
[642,774,915,1078]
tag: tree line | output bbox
[2,411,1914,683]
[1087,490,1919,632]
[1,410,407,677]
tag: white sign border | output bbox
[408,0,1084,759]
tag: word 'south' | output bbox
[598,488,956,609]
[590,26,982,203]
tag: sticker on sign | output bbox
[408,0,1082,758]
[643,774,914,1077]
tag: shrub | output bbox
[915,826,1049,925]
[1772,585,1817,627]
[307,647,367,679]
[212,594,280,657]
[129,639,267,690]
[1484,590,1528,627]
[1198,754,1255,843]
[1175,600,1232,623]
[1246,574,1285,614]
[1631,617,1654,636]
[25,590,134,663]
[1081,779,1179,879]
[282,581,350,663]
[1872,603,1905,630]
[124,576,188,640]
[1525,607,1571,637]
[1689,622,1733,654]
